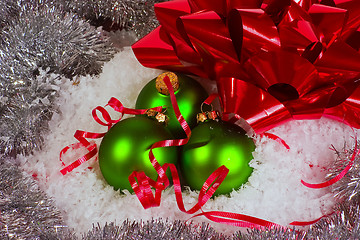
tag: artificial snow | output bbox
[19,46,357,236]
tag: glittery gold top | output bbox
[155,72,180,95]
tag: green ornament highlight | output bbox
[135,72,209,138]
[180,120,255,196]
[98,117,178,192]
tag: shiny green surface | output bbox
[180,121,255,196]
[135,74,208,138]
[98,117,178,192]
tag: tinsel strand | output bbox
[233,227,307,240]
[0,3,117,158]
[326,141,360,203]
[0,4,116,79]
[0,71,63,158]
[63,0,162,38]
[83,219,229,239]
[0,160,71,239]
[308,202,360,239]
[0,1,19,29]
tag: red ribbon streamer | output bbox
[301,138,359,189]
[289,211,335,227]
[60,98,162,175]
[261,132,290,150]
[191,211,284,229]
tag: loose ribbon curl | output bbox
[60,98,162,175]
[132,0,360,133]
[301,138,360,189]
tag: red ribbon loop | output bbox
[261,132,290,150]
[60,98,162,175]
[289,211,335,226]
[92,106,117,128]
[301,138,359,189]
[192,210,284,229]
[128,76,192,209]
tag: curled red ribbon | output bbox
[132,0,360,133]
[301,137,359,189]
[60,98,162,175]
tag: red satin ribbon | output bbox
[289,211,335,227]
[261,132,290,150]
[60,98,162,175]
[301,138,359,189]
[191,211,284,229]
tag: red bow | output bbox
[132,0,360,133]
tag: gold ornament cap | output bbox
[145,109,169,125]
[197,111,219,123]
[155,72,180,95]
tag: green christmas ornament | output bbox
[135,72,209,138]
[98,116,178,192]
[180,116,255,196]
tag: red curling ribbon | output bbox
[191,211,284,229]
[203,93,219,106]
[223,113,291,150]
[301,139,359,189]
[60,99,162,175]
[128,75,193,209]
[167,164,229,214]
[261,132,290,150]
[289,211,335,226]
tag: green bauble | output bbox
[135,72,209,138]
[180,120,255,196]
[98,117,178,192]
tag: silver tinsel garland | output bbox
[326,141,360,203]
[0,160,68,239]
[0,71,62,158]
[1,154,360,238]
[234,227,307,240]
[0,4,116,79]
[63,0,162,38]
[308,203,360,239]
[0,0,161,39]
[0,1,18,29]
[0,3,116,159]
[84,220,229,239]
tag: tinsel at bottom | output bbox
[0,159,67,239]
[3,140,360,239]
